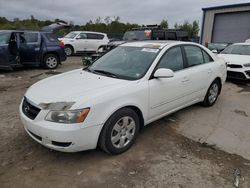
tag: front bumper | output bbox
[227,67,250,80]
[19,103,102,152]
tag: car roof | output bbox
[70,31,107,35]
[121,40,189,49]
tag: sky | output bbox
[0,0,249,27]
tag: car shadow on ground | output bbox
[226,79,250,92]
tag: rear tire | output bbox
[98,108,140,154]
[44,54,59,69]
[203,80,221,107]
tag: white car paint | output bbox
[59,31,109,53]
[218,43,250,80]
[20,41,227,152]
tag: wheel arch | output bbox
[64,44,74,53]
[213,77,222,94]
[97,104,145,142]
[43,51,60,63]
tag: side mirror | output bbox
[154,68,174,78]
[211,49,218,54]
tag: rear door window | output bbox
[23,32,39,43]
[202,50,214,63]
[87,33,100,40]
[44,33,59,42]
[184,45,204,67]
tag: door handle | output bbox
[208,69,213,74]
[181,77,189,83]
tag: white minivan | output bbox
[59,31,109,56]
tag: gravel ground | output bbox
[0,57,250,188]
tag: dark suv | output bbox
[0,30,66,70]
[88,26,189,62]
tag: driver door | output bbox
[74,33,88,52]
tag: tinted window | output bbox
[24,33,38,43]
[44,33,59,42]
[87,33,100,40]
[123,30,151,41]
[0,32,11,45]
[97,34,104,39]
[157,47,184,71]
[78,33,87,39]
[202,50,213,63]
[184,46,204,67]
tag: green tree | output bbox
[160,19,168,28]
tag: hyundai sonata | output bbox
[20,41,227,154]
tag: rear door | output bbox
[86,33,103,51]
[182,45,215,99]
[19,32,42,64]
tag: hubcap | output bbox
[111,116,136,149]
[208,83,219,104]
[65,47,72,56]
[46,57,57,69]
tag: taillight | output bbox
[59,41,64,48]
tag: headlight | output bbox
[244,63,250,67]
[45,108,90,124]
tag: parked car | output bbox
[218,43,250,80]
[88,26,189,61]
[207,42,230,53]
[20,41,226,154]
[0,30,66,70]
[59,31,109,56]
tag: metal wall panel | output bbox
[212,11,250,43]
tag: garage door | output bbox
[212,11,250,43]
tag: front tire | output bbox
[203,80,221,107]
[44,54,59,69]
[98,108,140,154]
[64,45,73,56]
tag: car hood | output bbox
[25,69,131,108]
[218,54,250,65]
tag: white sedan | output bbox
[20,41,227,154]
[218,43,250,80]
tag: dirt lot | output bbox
[0,57,250,188]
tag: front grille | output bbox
[246,71,250,77]
[227,71,246,80]
[227,64,242,68]
[22,97,41,120]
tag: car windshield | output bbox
[0,32,11,45]
[87,46,160,80]
[64,32,78,39]
[221,45,250,55]
[123,30,151,41]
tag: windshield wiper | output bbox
[93,69,119,78]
